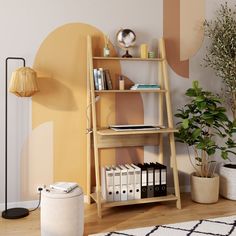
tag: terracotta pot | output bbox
[220,164,236,200]
[191,173,219,204]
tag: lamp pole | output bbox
[2,57,29,219]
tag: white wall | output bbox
[0,0,229,204]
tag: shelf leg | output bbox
[96,189,102,218]
[169,133,181,209]
[94,146,102,217]
[159,134,164,164]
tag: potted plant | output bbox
[204,2,236,119]
[204,2,236,200]
[175,81,236,203]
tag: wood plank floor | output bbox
[1,193,236,236]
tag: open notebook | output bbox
[50,182,78,193]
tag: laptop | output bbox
[109,124,164,131]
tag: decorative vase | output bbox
[219,163,236,200]
[191,173,219,203]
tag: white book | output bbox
[101,166,107,200]
[161,168,167,185]
[103,166,114,202]
[113,166,121,201]
[98,68,105,90]
[50,182,78,193]
[97,69,103,90]
[125,164,135,200]
[131,164,141,200]
[119,165,128,201]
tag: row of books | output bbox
[101,162,167,202]
[93,68,113,90]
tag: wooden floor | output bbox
[1,193,236,236]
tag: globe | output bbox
[116,29,136,58]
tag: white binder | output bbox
[161,167,167,185]
[131,164,141,199]
[119,165,128,201]
[101,166,114,202]
[125,164,135,200]
[113,166,121,201]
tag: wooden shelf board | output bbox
[95,89,166,93]
[93,57,164,61]
[90,193,178,208]
[96,128,178,136]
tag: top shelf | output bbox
[93,57,164,61]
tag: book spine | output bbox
[93,69,99,90]
[104,69,113,90]
[97,69,103,90]
[99,68,105,90]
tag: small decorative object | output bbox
[148,51,156,58]
[175,81,236,204]
[103,34,110,57]
[116,28,136,58]
[119,75,125,90]
[140,44,148,58]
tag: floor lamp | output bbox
[2,57,39,219]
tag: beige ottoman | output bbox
[41,187,84,236]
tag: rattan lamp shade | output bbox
[9,67,39,97]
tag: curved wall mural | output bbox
[164,0,205,78]
[31,23,144,194]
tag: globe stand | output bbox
[122,49,132,58]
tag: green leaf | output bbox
[182,119,189,129]
[207,148,216,155]
[221,151,228,160]
[186,88,196,97]
[193,80,199,90]
[192,129,201,140]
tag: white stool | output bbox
[41,187,84,236]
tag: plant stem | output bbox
[201,150,207,177]
[233,91,236,120]
[187,145,201,176]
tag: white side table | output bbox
[41,186,84,236]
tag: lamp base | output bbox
[2,207,29,219]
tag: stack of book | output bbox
[49,182,78,193]
[101,162,167,202]
[93,68,113,90]
[130,84,160,90]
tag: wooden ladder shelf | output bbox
[86,36,181,218]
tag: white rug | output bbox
[90,215,236,236]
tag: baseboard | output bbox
[0,200,39,212]
[0,195,89,212]
[0,186,190,211]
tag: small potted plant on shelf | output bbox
[203,2,236,200]
[175,81,236,203]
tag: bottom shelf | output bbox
[90,192,178,208]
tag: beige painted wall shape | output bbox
[20,122,53,200]
[32,23,144,194]
[164,0,205,78]
[180,0,205,61]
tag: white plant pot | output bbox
[220,164,236,200]
[191,173,219,204]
